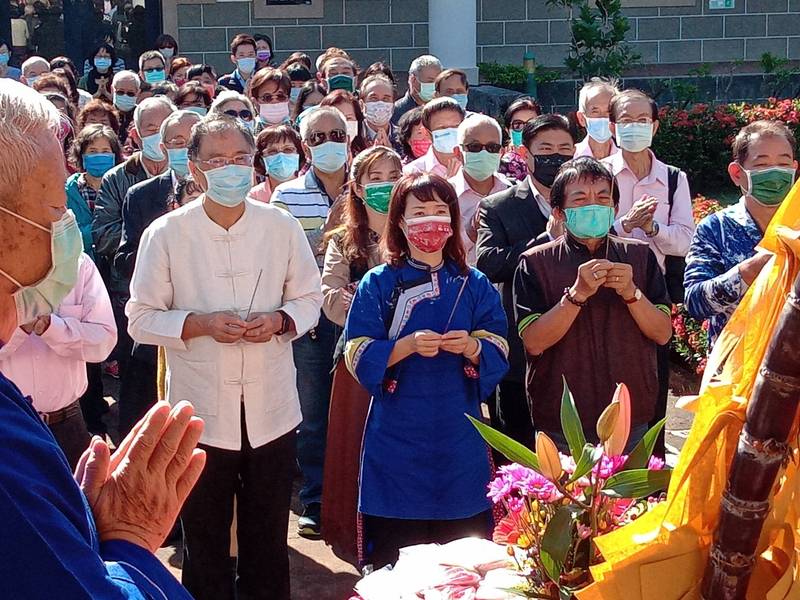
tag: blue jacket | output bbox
[66,172,95,261]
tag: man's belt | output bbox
[39,400,81,426]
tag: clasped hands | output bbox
[203,310,283,343]
[402,329,479,359]
[621,194,658,235]
[572,259,636,303]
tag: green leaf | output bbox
[567,443,604,484]
[540,505,580,584]
[559,377,585,461]
[466,415,540,472]
[624,418,667,471]
[602,469,672,499]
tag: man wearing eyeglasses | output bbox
[128,115,323,600]
[111,70,141,144]
[272,105,349,539]
[449,114,510,265]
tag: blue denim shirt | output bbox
[684,198,763,345]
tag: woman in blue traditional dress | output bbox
[344,173,510,569]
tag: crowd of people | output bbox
[1,30,798,600]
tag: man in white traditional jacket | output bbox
[126,115,322,600]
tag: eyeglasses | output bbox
[143,67,165,74]
[224,109,254,121]
[197,154,254,170]
[258,92,289,103]
[462,142,503,154]
[115,90,137,97]
[617,117,653,125]
[306,129,347,147]
[510,118,535,131]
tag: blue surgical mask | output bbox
[290,87,302,103]
[0,207,83,325]
[419,81,436,102]
[264,152,300,182]
[564,205,615,239]
[510,129,523,147]
[185,106,207,116]
[310,141,348,173]
[144,68,166,84]
[83,152,116,177]
[237,57,257,75]
[140,133,165,161]
[452,93,469,111]
[201,164,254,207]
[26,75,40,87]
[615,122,653,153]
[114,93,137,112]
[463,150,500,182]
[0,52,9,66]
[585,117,612,143]
[167,148,190,177]
[432,127,459,154]
[94,57,112,72]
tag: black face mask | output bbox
[531,153,573,188]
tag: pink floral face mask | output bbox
[403,215,452,254]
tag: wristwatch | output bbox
[645,221,660,238]
[623,288,642,304]
[275,310,293,335]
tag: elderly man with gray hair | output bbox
[20,55,49,86]
[574,77,620,160]
[92,95,175,387]
[128,114,322,600]
[111,70,142,138]
[0,77,205,600]
[449,113,511,264]
[113,109,202,437]
[391,53,443,125]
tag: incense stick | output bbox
[245,269,263,320]
[444,276,469,332]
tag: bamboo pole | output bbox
[701,273,800,599]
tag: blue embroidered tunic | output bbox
[684,198,763,345]
[344,258,509,520]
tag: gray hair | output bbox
[208,90,256,119]
[139,50,166,72]
[299,105,347,141]
[578,77,620,113]
[187,115,255,161]
[409,55,442,77]
[0,81,61,201]
[457,113,502,145]
[133,96,177,131]
[159,110,202,140]
[112,70,141,91]
[21,56,49,76]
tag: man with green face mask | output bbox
[514,157,672,449]
[685,120,798,346]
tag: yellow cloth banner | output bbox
[577,183,800,600]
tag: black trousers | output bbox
[118,355,158,439]
[110,291,132,373]
[496,380,535,449]
[49,408,92,470]
[79,362,108,435]
[181,413,296,600]
[649,342,670,459]
[363,510,493,570]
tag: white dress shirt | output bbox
[127,198,323,450]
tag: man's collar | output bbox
[610,149,667,184]
[564,231,610,256]
[524,175,548,202]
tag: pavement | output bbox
[102,361,700,600]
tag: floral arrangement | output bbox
[670,195,724,375]
[468,381,670,599]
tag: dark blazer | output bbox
[476,177,550,383]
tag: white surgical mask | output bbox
[432,127,459,154]
[615,122,653,153]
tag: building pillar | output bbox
[428,0,478,84]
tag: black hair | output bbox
[88,42,117,68]
[550,157,620,210]
[397,106,425,161]
[187,64,218,81]
[609,89,658,123]
[287,63,312,82]
[253,33,273,53]
[521,113,572,150]
[503,96,541,129]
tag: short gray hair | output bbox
[457,113,502,145]
[112,70,141,91]
[208,90,256,119]
[578,77,620,113]
[159,110,202,140]
[133,96,177,131]
[0,81,61,201]
[139,50,166,72]
[409,54,442,77]
[299,105,347,141]
[187,115,255,161]
[21,56,49,76]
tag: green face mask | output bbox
[563,205,615,239]
[510,129,523,147]
[746,166,796,206]
[364,181,394,214]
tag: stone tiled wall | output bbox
[177,0,428,78]
[477,0,800,68]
